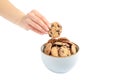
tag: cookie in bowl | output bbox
[42,38,79,57]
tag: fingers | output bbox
[27,11,49,32]
[25,23,44,35]
[25,18,47,34]
[32,10,50,29]
[21,10,50,35]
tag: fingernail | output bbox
[45,26,49,31]
[46,28,49,31]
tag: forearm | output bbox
[0,0,50,34]
[0,0,25,25]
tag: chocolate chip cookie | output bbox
[51,47,59,57]
[43,43,52,55]
[48,22,62,38]
[59,46,71,57]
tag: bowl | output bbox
[40,44,79,73]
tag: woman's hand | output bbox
[19,10,50,35]
[0,0,50,35]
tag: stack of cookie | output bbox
[43,22,79,57]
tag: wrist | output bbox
[15,12,29,30]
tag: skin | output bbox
[0,0,50,35]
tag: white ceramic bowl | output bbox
[41,44,79,73]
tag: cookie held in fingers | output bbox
[48,22,62,38]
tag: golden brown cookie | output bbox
[51,47,59,57]
[71,43,78,54]
[43,43,52,55]
[59,46,71,57]
[53,42,64,46]
[48,22,62,38]
[63,43,70,48]
[57,37,69,43]
[47,38,57,44]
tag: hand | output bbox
[19,10,50,35]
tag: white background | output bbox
[0,0,120,80]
